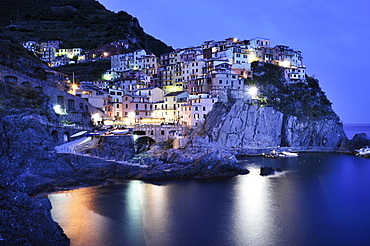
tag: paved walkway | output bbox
[54,137,91,154]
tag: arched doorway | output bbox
[63,132,70,143]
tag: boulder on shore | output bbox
[260,166,282,176]
[129,148,249,181]
[347,133,370,152]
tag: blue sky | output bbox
[99,0,370,124]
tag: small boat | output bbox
[262,150,279,158]
[279,151,299,157]
[263,150,298,158]
[355,147,370,158]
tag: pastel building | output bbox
[180,93,218,127]
[153,91,189,123]
[121,87,164,124]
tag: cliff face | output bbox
[203,101,347,149]
[199,62,347,150]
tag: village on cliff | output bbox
[23,37,306,128]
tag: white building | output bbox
[56,48,83,59]
[111,49,147,71]
[22,41,39,54]
[284,67,306,83]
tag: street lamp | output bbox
[248,86,258,99]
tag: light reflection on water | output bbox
[49,153,370,246]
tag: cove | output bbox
[49,153,370,246]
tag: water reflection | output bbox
[49,187,113,246]
[232,165,271,244]
[49,154,370,246]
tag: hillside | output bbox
[247,61,333,118]
[0,0,173,56]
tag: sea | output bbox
[48,124,370,246]
[343,123,370,140]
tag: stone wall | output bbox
[86,135,135,161]
[0,64,107,124]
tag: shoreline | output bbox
[40,149,356,195]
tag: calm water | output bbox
[49,153,370,246]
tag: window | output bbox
[116,104,120,108]
[135,111,139,115]
[203,106,206,111]
[219,80,222,84]
[125,104,128,108]
[195,106,198,111]
[125,112,128,116]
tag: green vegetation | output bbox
[0,0,173,56]
[54,59,111,82]
[247,61,333,118]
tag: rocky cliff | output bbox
[194,62,348,151]
[202,100,346,150]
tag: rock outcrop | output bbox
[202,101,347,150]
[260,166,282,176]
[0,190,70,245]
[346,133,370,152]
[129,145,249,180]
[83,135,136,161]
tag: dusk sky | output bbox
[99,0,370,124]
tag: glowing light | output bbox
[91,113,102,124]
[248,86,258,99]
[104,120,114,126]
[53,105,64,114]
[102,73,112,81]
[165,86,182,93]
[103,52,109,57]
[248,54,259,63]
[71,84,78,95]
[279,60,291,68]
[128,112,135,118]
